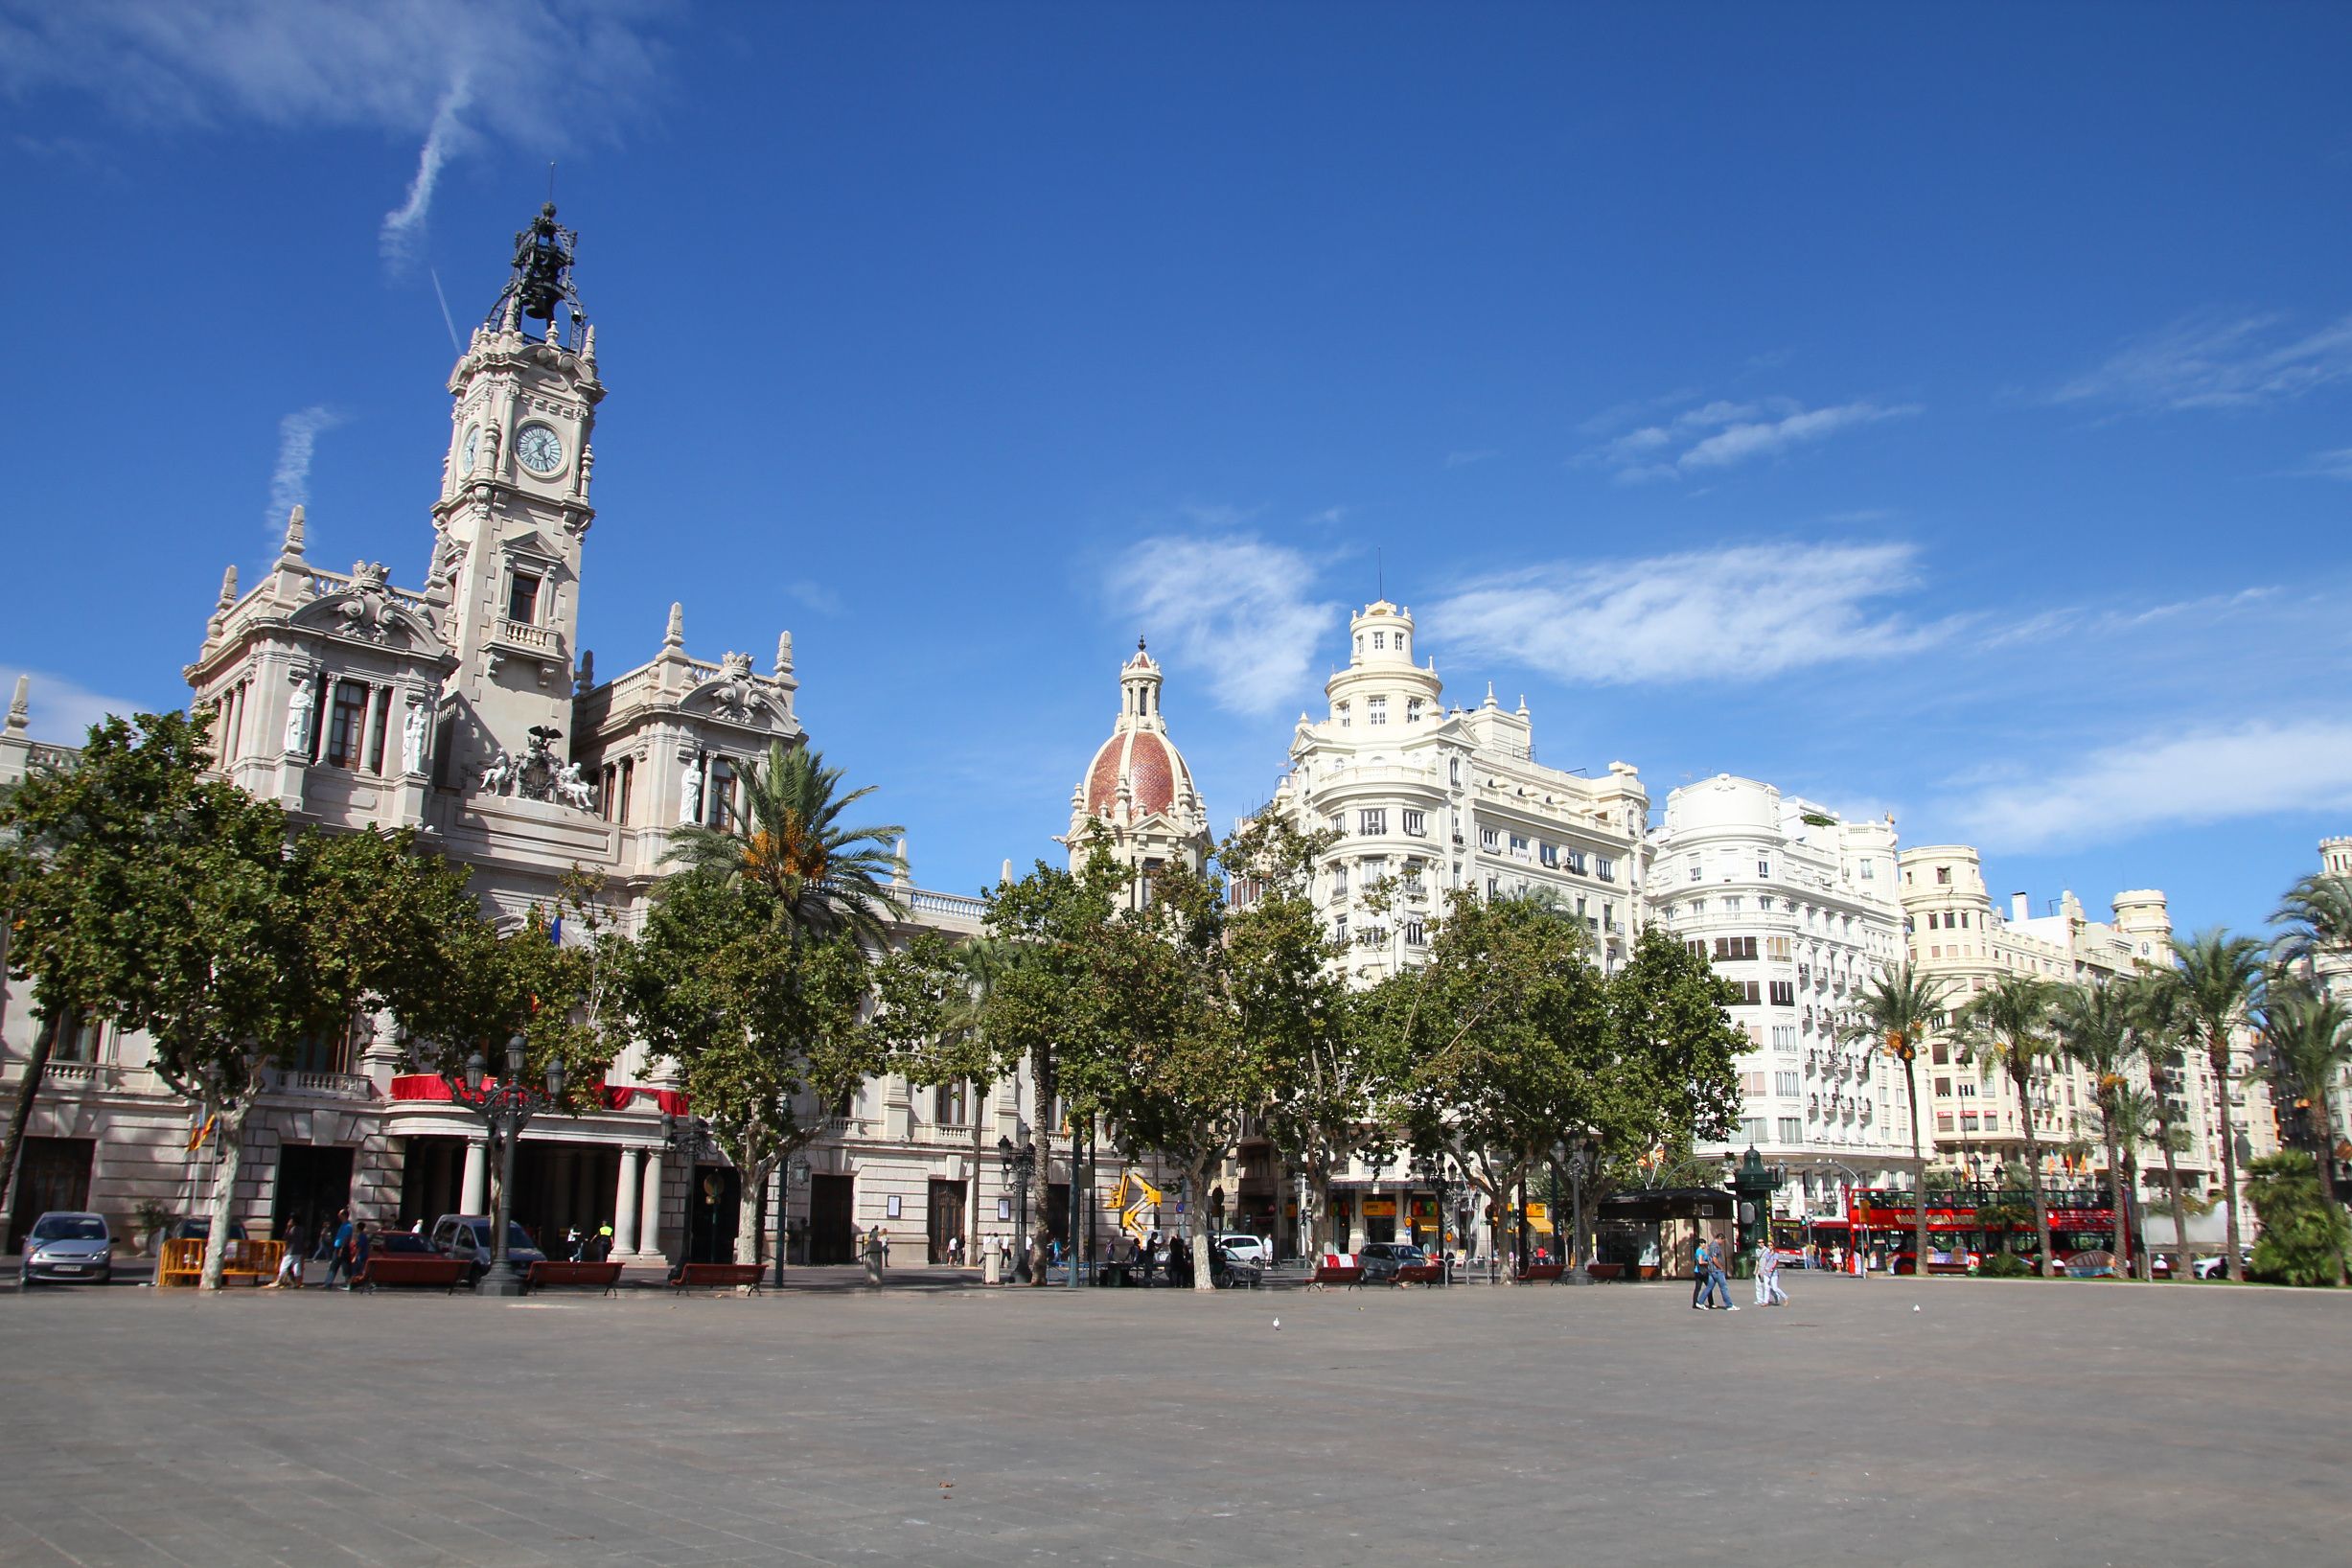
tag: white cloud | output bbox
[2048,310,2352,412]
[0,1,665,267]
[1947,717,2352,853]
[1585,397,1919,482]
[2304,447,2352,480]
[0,666,152,747]
[267,405,338,550]
[379,73,473,270]
[1105,535,1339,716]
[1430,540,1942,685]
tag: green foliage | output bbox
[1978,1250,2036,1279]
[660,741,906,945]
[2245,1151,2350,1287]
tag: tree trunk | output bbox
[199,1103,246,1292]
[1904,1052,1929,1273]
[2212,1031,2244,1274]
[2105,1134,2130,1271]
[2146,1058,2192,1282]
[1312,1161,1334,1257]
[734,1164,764,1269]
[1189,1154,1217,1293]
[2015,1067,2053,1276]
[0,1019,58,1226]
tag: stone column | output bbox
[461,1138,488,1213]
[638,1148,665,1259]
[614,1148,643,1255]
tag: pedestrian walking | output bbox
[1705,1233,1737,1310]
[313,1208,347,1266]
[1692,1237,1713,1309]
[322,1211,357,1289]
[341,1221,371,1290]
[272,1223,307,1288]
[1754,1242,1788,1306]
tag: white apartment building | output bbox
[2287,836,2352,1152]
[1647,774,1916,1222]
[1897,847,2278,1211]
[1265,599,1650,986]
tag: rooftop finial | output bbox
[774,630,794,677]
[6,674,28,733]
[281,505,306,559]
[663,601,684,649]
[217,565,240,609]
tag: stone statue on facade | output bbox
[553,761,597,813]
[680,761,702,826]
[283,670,314,753]
[477,725,595,811]
[402,701,428,774]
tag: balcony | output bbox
[265,1069,377,1101]
[488,617,565,683]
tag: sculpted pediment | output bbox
[292,562,444,653]
[680,651,786,726]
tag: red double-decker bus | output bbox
[1836,1187,2121,1274]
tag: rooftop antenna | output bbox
[547,161,557,203]
[1376,546,1384,601]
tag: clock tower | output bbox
[427,202,605,787]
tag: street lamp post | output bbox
[1412,1150,1452,1286]
[457,1034,565,1298]
[1565,1127,1599,1283]
[998,1128,1037,1281]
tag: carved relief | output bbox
[478,723,597,812]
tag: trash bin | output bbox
[982,1249,1003,1285]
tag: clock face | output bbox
[460,425,480,475]
[516,422,565,475]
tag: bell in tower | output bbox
[484,201,584,341]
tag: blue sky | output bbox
[4,2,2349,940]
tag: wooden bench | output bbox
[670,1261,765,1294]
[527,1259,624,1296]
[1516,1262,1566,1283]
[1310,1257,1363,1291]
[1390,1261,1443,1286]
[358,1255,470,1293]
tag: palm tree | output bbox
[2056,981,2141,1273]
[2260,982,2352,1212]
[2272,871,2352,976]
[1842,961,1958,1272]
[2164,929,2269,1272]
[2092,1082,2170,1279]
[1955,975,2059,1274]
[663,743,907,945]
[2119,971,2196,1281]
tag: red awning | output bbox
[388,1074,689,1117]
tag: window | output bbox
[1402,864,1425,896]
[1406,698,1423,723]
[1742,1117,1768,1144]
[1596,856,1615,882]
[1775,1071,1801,1096]
[1768,980,1796,1006]
[1329,865,1349,897]
[325,680,369,768]
[507,570,542,624]
[1539,842,1558,867]
[1860,859,1875,880]
[1771,1026,1796,1049]
[1722,895,1741,913]
[1733,980,1763,1004]
[367,687,391,772]
[1336,703,1350,728]
[617,757,634,823]
[1333,915,1348,943]
[36,1007,104,1065]
[934,1081,969,1125]
[1404,918,1426,946]
[1689,862,1702,882]
[1759,859,1772,878]
[1480,827,1500,851]
[1777,1118,1803,1144]
[1935,865,1952,886]
[1713,935,1758,961]
[1402,809,1426,837]
[1765,936,1792,960]
[1367,696,1388,726]
[1486,876,1500,900]
[1686,938,1707,958]
[1510,834,1530,859]
[1359,808,1387,836]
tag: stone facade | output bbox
[1648,774,1917,1218]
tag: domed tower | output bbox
[1065,639,1211,905]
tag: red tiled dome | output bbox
[1084,728,1188,818]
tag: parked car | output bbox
[19,1211,114,1286]
[1357,1241,1430,1281]
[1214,1234,1271,1267]
[429,1214,546,1280]
[373,1231,439,1257]
[2193,1252,2249,1280]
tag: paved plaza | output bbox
[1,1272,2345,1567]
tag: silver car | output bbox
[19,1211,113,1287]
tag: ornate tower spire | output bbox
[280,504,306,561]
[6,674,29,733]
[484,202,584,343]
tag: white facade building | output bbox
[1648,774,1916,1220]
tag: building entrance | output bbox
[685,1164,740,1264]
[8,1137,93,1251]
[271,1144,354,1251]
[511,1143,620,1256]
[927,1178,966,1263]
[807,1173,856,1264]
